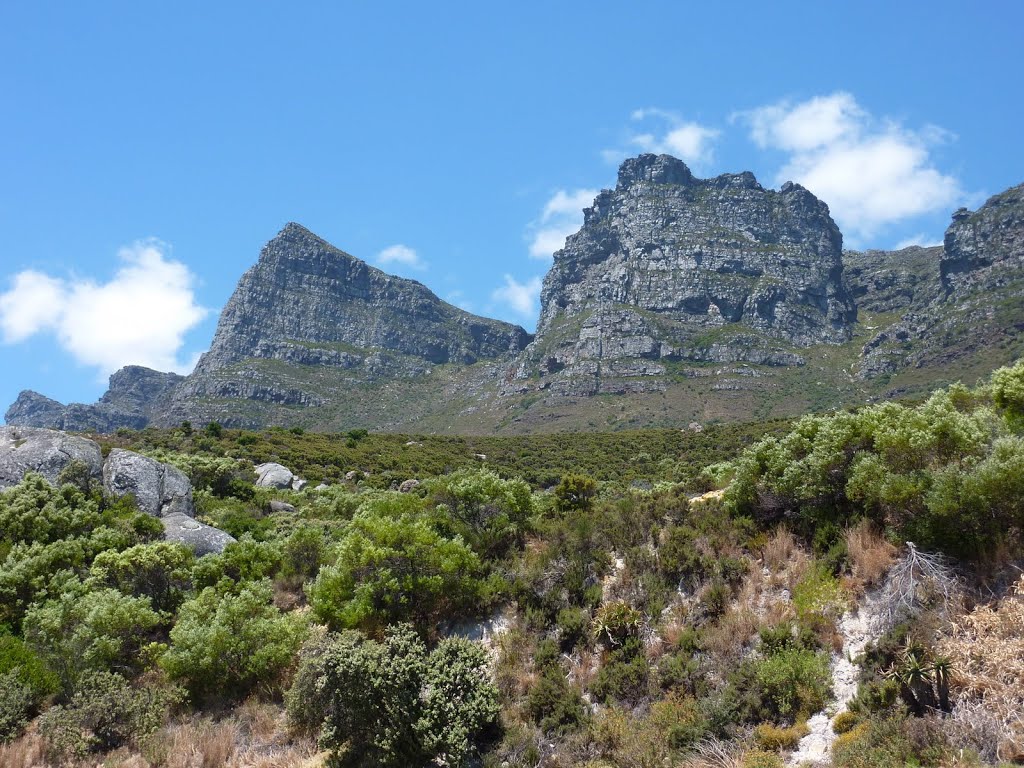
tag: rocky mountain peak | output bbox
[616,153,696,187]
[514,155,857,398]
[193,223,530,377]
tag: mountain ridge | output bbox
[7,157,1024,434]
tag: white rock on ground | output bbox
[255,462,294,488]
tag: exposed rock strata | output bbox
[512,154,855,396]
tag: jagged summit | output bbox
[193,222,530,375]
[513,154,857,398]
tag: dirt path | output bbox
[788,588,884,765]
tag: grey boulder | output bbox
[255,462,294,489]
[162,513,236,556]
[0,426,103,489]
[103,449,195,517]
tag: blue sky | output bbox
[2,1,1022,413]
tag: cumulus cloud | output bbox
[738,92,962,240]
[491,274,542,321]
[528,188,598,260]
[0,240,208,378]
[376,244,425,271]
[603,108,719,168]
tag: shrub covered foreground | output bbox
[2,362,1024,764]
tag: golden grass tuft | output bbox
[0,727,46,768]
[844,519,896,590]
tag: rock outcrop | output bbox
[103,449,195,518]
[511,154,856,396]
[254,462,295,489]
[101,447,235,555]
[0,428,233,555]
[189,222,530,376]
[5,366,184,432]
[0,426,104,488]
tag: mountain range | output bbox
[7,154,1024,434]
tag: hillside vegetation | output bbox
[2,363,1024,766]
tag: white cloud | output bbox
[610,108,719,168]
[894,234,943,250]
[0,240,208,378]
[491,274,542,320]
[528,188,598,260]
[739,92,962,240]
[376,244,425,271]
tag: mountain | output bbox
[505,154,856,402]
[6,159,1024,434]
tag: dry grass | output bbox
[844,519,896,590]
[2,707,322,768]
[760,528,810,590]
[0,727,46,768]
[937,573,1024,763]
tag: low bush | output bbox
[287,624,499,767]
[38,671,177,760]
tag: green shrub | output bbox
[191,538,282,589]
[280,524,327,579]
[88,541,194,612]
[555,607,590,651]
[742,749,785,768]
[728,647,832,724]
[161,580,305,701]
[591,636,651,705]
[0,671,32,742]
[286,625,499,768]
[0,634,60,704]
[526,669,588,735]
[307,510,483,633]
[0,474,101,546]
[554,474,597,513]
[833,710,859,734]
[38,671,177,760]
[754,721,809,749]
[427,468,533,558]
[24,585,162,692]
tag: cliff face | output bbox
[858,184,1024,381]
[195,223,530,374]
[511,154,856,396]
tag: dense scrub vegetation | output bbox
[2,363,1024,765]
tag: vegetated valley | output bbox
[2,360,1024,767]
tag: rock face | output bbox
[858,185,1024,380]
[5,366,184,432]
[5,166,1024,434]
[843,246,942,314]
[512,154,856,395]
[0,426,104,488]
[102,449,195,518]
[192,223,530,373]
